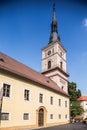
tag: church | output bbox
[0,5,70,130]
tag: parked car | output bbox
[82,118,87,124]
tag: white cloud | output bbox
[82,18,87,30]
[83,18,87,27]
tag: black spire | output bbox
[49,4,60,44]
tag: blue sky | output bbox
[0,0,87,95]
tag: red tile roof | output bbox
[77,96,87,101]
[0,52,69,97]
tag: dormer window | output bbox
[0,58,4,62]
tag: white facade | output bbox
[42,41,69,93]
[42,42,66,72]
[80,100,87,118]
[78,96,87,119]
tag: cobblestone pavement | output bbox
[26,123,87,130]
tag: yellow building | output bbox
[0,5,69,130]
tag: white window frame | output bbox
[58,114,61,119]
[2,82,12,98]
[50,114,53,119]
[65,114,67,119]
[1,112,11,121]
[39,93,43,103]
[65,100,67,107]
[23,87,31,101]
[22,113,30,120]
[50,96,53,105]
[38,92,44,103]
[58,99,61,107]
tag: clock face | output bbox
[48,50,51,55]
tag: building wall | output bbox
[42,41,68,94]
[80,101,87,118]
[43,69,68,93]
[42,42,66,73]
[0,72,69,129]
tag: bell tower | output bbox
[41,4,69,93]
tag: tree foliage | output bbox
[70,101,84,118]
[68,81,84,118]
[68,82,81,101]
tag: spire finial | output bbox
[53,3,55,12]
[52,3,56,21]
[49,4,60,44]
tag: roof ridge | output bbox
[77,96,87,101]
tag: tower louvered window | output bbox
[48,61,51,69]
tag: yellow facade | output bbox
[0,71,70,130]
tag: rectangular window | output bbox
[50,96,53,105]
[1,113,9,120]
[23,113,29,120]
[65,101,67,107]
[39,93,43,103]
[58,99,61,106]
[58,114,61,119]
[24,89,29,101]
[65,114,67,119]
[50,114,53,119]
[3,83,10,97]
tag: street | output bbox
[30,123,87,130]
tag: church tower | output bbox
[42,4,69,93]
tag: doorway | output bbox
[38,108,44,127]
[36,106,47,128]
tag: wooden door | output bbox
[38,108,44,127]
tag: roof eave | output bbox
[0,66,69,97]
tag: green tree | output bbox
[76,89,81,98]
[70,101,84,118]
[68,82,81,101]
[68,82,83,119]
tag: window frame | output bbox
[60,61,63,69]
[1,112,10,121]
[65,114,67,119]
[58,114,61,119]
[48,60,51,69]
[50,96,53,105]
[39,93,43,103]
[24,89,30,101]
[50,114,53,119]
[3,83,11,98]
[58,99,61,107]
[65,100,67,107]
[23,113,29,120]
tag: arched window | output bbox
[48,61,51,69]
